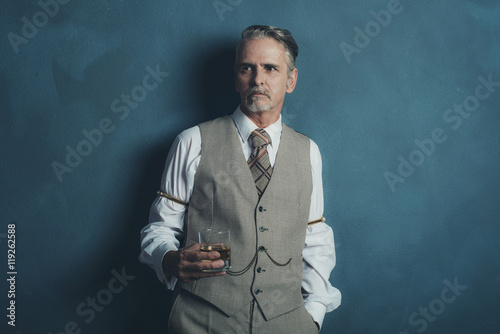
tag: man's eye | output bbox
[266,66,276,71]
[241,66,252,72]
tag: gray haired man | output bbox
[140,25,341,333]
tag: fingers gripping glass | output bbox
[198,229,231,272]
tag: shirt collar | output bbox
[232,106,282,146]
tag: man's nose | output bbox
[251,68,265,86]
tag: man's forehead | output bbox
[237,38,286,63]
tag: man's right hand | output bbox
[162,243,226,283]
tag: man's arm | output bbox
[139,126,224,287]
[302,140,342,328]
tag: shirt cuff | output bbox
[153,243,178,289]
[305,301,327,329]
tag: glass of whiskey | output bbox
[198,228,231,272]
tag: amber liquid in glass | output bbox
[200,244,231,272]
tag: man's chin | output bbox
[246,104,271,113]
[244,100,272,113]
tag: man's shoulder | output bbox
[179,115,232,140]
[282,123,321,157]
[197,115,235,137]
[177,124,201,142]
[198,115,233,128]
[283,122,311,142]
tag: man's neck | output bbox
[241,107,281,128]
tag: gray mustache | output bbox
[245,88,270,98]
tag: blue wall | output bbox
[2,0,499,333]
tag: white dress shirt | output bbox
[139,107,341,327]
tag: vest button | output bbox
[259,246,265,252]
[259,226,266,232]
[254,288,262,295]
[257,267,265,273]
[258,206,264,212]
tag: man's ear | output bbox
[286,68,298,93]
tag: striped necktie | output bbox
[248,129,273,197]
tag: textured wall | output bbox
[1,0,499,333]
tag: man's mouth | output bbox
[249,92,268,97]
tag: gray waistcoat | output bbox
[179,115,312,320]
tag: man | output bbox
[140,25,341,333]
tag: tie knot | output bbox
[249,129,271,148]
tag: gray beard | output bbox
[245,96,272,112]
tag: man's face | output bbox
[235,38,297,115]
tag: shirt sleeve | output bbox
[302,139,342,328]
[139,126,202,288]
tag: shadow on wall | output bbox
[115,42,242,332]
[192,41,241,122]
[120,138,176,333]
